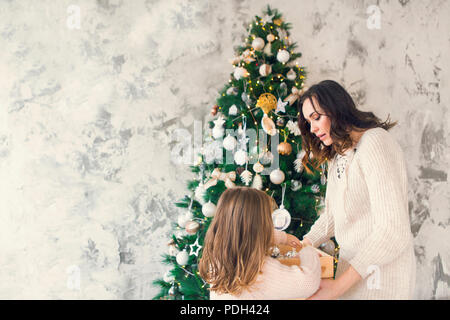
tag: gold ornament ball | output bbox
[277,141,292,156]
[256,93,277,114]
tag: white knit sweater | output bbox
[304,127,416,299]
[210,230,321,300]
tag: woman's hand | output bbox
[307,279,343,300]
[301,237,312,247]
[285,234,303,249]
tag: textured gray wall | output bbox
[0,0,448,299]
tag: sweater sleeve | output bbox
[348,129,413,279]
[263,246,321,299]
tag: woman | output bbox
[199,187,321,299]
[298,80,416,299]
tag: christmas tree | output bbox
[153,6,334,300]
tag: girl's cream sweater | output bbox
[210,230,321,300]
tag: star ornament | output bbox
[275,98,288,114]
[189,237,203,257]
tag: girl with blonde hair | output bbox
[199,186,321,299]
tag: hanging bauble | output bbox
[223,134,237,151]
[234,149,248,166]
[319,240,336,256]
[240,170,253,186]
[311,184,320,193]
[263,42,273,56]
[252,161,264,173]
[163,271,175,283]
[287,68,297,81]
[241,92,250,104]
[277,141,292,156]
[251,173,263,190]
[259,151,274,165]
[270,168,285,184]
[272,204,291,231]
[291,180,302,191]
[276,117,285,126]
[228,104,238,116]
[321,173,327,185]
[259,64,272,77]
[177,214,189,228]
[202,201,216,218]
[252,37,265,51]
[185,220,200,235]
[226,86,238,95]
[277,49,290,63]
[261,114,277,136]
[194,183,206,205]
[256,93,277,114]
[266,34,275,43]
[168,244,179,256]
[233,66,249,80]
[176,250,189,266]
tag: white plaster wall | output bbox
[0,0,448,299]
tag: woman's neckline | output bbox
[342,128,372,154]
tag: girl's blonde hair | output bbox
[198,186,276,296]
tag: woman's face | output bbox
[302,96,333,146]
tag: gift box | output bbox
[272,244,334,278]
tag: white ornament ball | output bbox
[177,214,189,228]
[185,220,200,235]
[226,87,238,95]
[259,64,272,77]
[163,271,175,283]
[252,37,265,50]
[287,68,296,80]
[253,161,264,173]
[251,173,263,190]
[272,205,291,231]
[194,184,206,205]
[168,244,179,256]
[223,134,237,151]
[202,201,217,218]
[270,169,285,184]
[176,250,189,266]
[234,149,248,166]
[277,49,290,63]
[234,67,249,80]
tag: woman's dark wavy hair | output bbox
[297,80,397,173]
